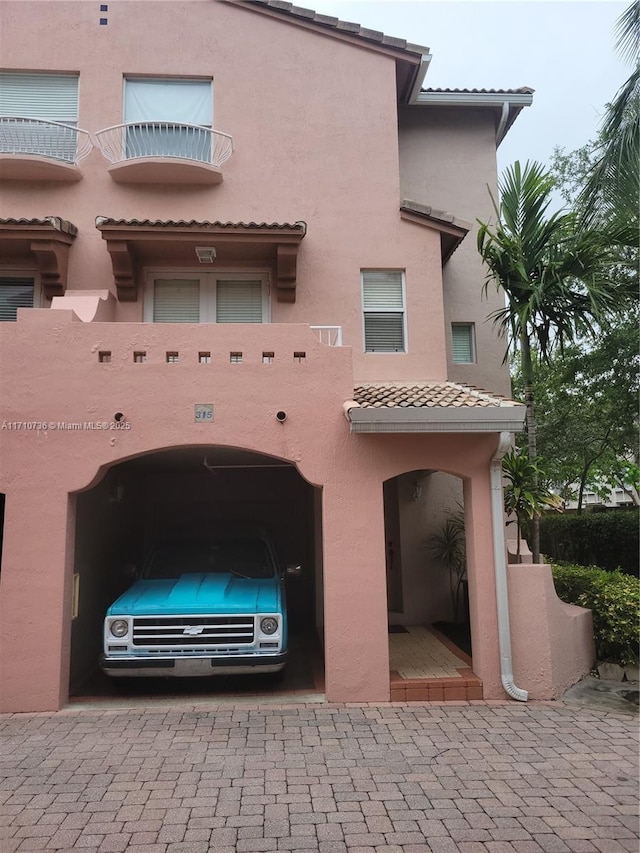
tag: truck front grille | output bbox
[132,615,255,647]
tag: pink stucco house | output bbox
[0,0,594,713]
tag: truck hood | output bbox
[107,574,281,617]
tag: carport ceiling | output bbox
[118,447,293,472]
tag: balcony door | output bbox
[144,273,268,324]
[124,78,212,162]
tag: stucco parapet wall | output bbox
[400,201,471,263]
[51,290,115,323]
[345,382,525,433]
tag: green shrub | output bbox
[540,510,639,576]
[551,562,640,665]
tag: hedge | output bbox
[540,509,639,576]
[551,562,640,665]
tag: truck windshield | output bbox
[143,540,276,580]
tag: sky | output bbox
[306,1,630,178]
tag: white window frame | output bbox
[0,269,42,321]
[143,270,271,323]
[451,322,476,364]
[361,269,407,354]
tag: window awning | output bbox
[95,217,306,302]
[0,216,78,297]
[344,382,526,433]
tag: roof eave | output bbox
[412,90,534,146]
[344,404,526,434]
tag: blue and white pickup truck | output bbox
[100,532,291,677]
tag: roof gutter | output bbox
[491,432,528,702]
[343,402,526,434]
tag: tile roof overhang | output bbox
[0,217,78,297]
[400,201,471,263]
[344,383,526,433]
[225,0,431,103]
[95,217,307,303]
[414,88,535,146]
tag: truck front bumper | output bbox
[100,652,287,678]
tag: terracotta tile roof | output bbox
[422,87,535,95]
[400,200,471,232]
[95,217,306,232]
[0,216,78,236]
[353,382,519,409]
[245,0,429,55]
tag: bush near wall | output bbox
[540,509,639,576]
[551,562,640,665]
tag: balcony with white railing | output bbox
[310,326,343,346]
[0,117,93,181]
[95,122,234,184]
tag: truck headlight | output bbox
[260,617,278,635]
[109,619,129,638]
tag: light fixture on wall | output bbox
[411,481,422,502]
[195,246,217,263]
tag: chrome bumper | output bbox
[100,652,287,678]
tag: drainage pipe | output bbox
[490,431,528,701]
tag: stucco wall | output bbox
[0,0,453,384]
[398,106,512,397]
[0,311,507,711]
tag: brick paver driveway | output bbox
[1,699,638,852]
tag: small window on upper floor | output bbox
[123,77,213,162]
[362,270,406,353]
[451,323,476,363]
[0,277,35,322]
[145,274,267,324]
[0,72,79,162]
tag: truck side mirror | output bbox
[285,564,302,577]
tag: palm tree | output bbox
[579,0,639,248]
[477,161,626,562]
[502,450,563,561]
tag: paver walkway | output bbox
[1,699,638,853]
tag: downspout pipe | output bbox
[491,431,528,701]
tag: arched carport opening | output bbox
[384,469,482,701]
[69,446,324,699]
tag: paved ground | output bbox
[1,698,638,853]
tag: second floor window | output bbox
[124,77,212,162]
[451,323,476,363]
[0,277,35,322]
[362,270,406,352]
[0,72,79,162]
[145,275,267,324]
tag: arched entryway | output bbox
[384,469,482,701]
[69,445,324,700]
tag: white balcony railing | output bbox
[310,326,343,346]
[0,117,93,164]
[95,122,234,167]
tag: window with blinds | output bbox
[148,276,265,323]
[452,323,475,363]
[124,78,213,162]
[0,73,79,161]
[0,277,35,322]
[216,280,263,323]
[362,270,405,352]
[153,279,200,323]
